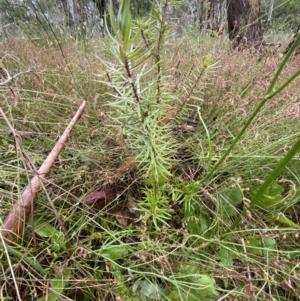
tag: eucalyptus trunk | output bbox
[92,0,119,32]
[227,0,262,46]
[74,0,87,38]
[61,0,75,28]
[199,0,226,30]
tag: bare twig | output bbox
[0,101,86,242]
[0,66,31,86]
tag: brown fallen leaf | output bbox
[116,158,136,175]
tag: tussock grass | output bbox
[0,28,300,301]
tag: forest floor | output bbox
[1,30,300,301]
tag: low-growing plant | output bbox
[98,0,212,231]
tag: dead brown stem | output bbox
[0,101,86,242]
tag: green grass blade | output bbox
[230,137,300,231]
[267,31,300,94]
[0,242,47,276]
[197,33,300,187]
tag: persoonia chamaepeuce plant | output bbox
[98,0,213,230]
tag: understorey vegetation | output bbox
[1,1,300,301]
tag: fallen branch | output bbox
[0,101,86,242]
[0,66,32,86]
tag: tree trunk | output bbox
[227,0,262,47]
[73,0,87,39]
[207,0,226,31]
[198,0,209,29]
[198,0,226,31]
[92,0,106,28]
[92,0,119,32]
[61,0,75,28]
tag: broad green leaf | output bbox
[264,237,276,249]
[248,238,263,256]
[37,294,57,301]
[37,268,71,301]
[177,264,218,300]
[248,236,276,256]
[196,273,216,286]
[258,183,284,208]
[186,290,201,301]
[34,220,58,238]
[96,245,129,260]
[219,247,234,268]
[34,220,66,251]
[219,187,243,221]
[132,279,162,301]
[268,183,284,195]
[166,290,181,300]
[178,263,198,276]
[276,213,300,228]
[50,270,71,294]
[261,194,283,207]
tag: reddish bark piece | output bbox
[85,190,111,205]
[0,101,86,243]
